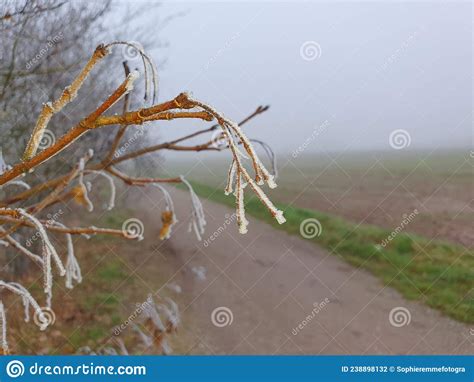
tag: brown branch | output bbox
[102,61,132,167]
[93,110,213,128]
[108,105,269,166]
[0,71,138,186]
[0,216,134,239]
[23,45,110,161]
[0,105,269,207]
[106,167,181,186]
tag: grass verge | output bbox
[186,181,474,323]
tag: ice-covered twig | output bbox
[0,227,43,266]
[249,139,278,179]
[0,151,29,190]
[1,180,31,190]
[0,281,50,331]
[179,176,206,241]
[16,208,66,306]
[50,222,82,289]
[23,45,110,161]
[84,170,116,211]
[76,157,94,212]
[0,302,8,354]
[106,41,159,103]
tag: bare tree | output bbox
[0,0,169,166]
[0,41,283,354]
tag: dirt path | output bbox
[131,188,472,355]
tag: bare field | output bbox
[173,150,473,247]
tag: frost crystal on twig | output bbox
[180,176,206,241]
[17,208,66,306]
[84,170,116,211]
[187,96,285,233]
[51,222,82,289]
[0,281,51,331]
[0,227,43,266]
[76,157,94,212]
[0,40,283,352]
[0,150,10,175]
[106,41,159,103]
[0,302,8,354]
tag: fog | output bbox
[120,1,472,156]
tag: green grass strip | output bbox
[185,181,473,323]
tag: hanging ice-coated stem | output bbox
[83,170,116,211]
[179,175,206,241]
[0,301,8,354]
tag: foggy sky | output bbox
[123,1,472,155]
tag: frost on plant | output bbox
[0,40,283,353]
